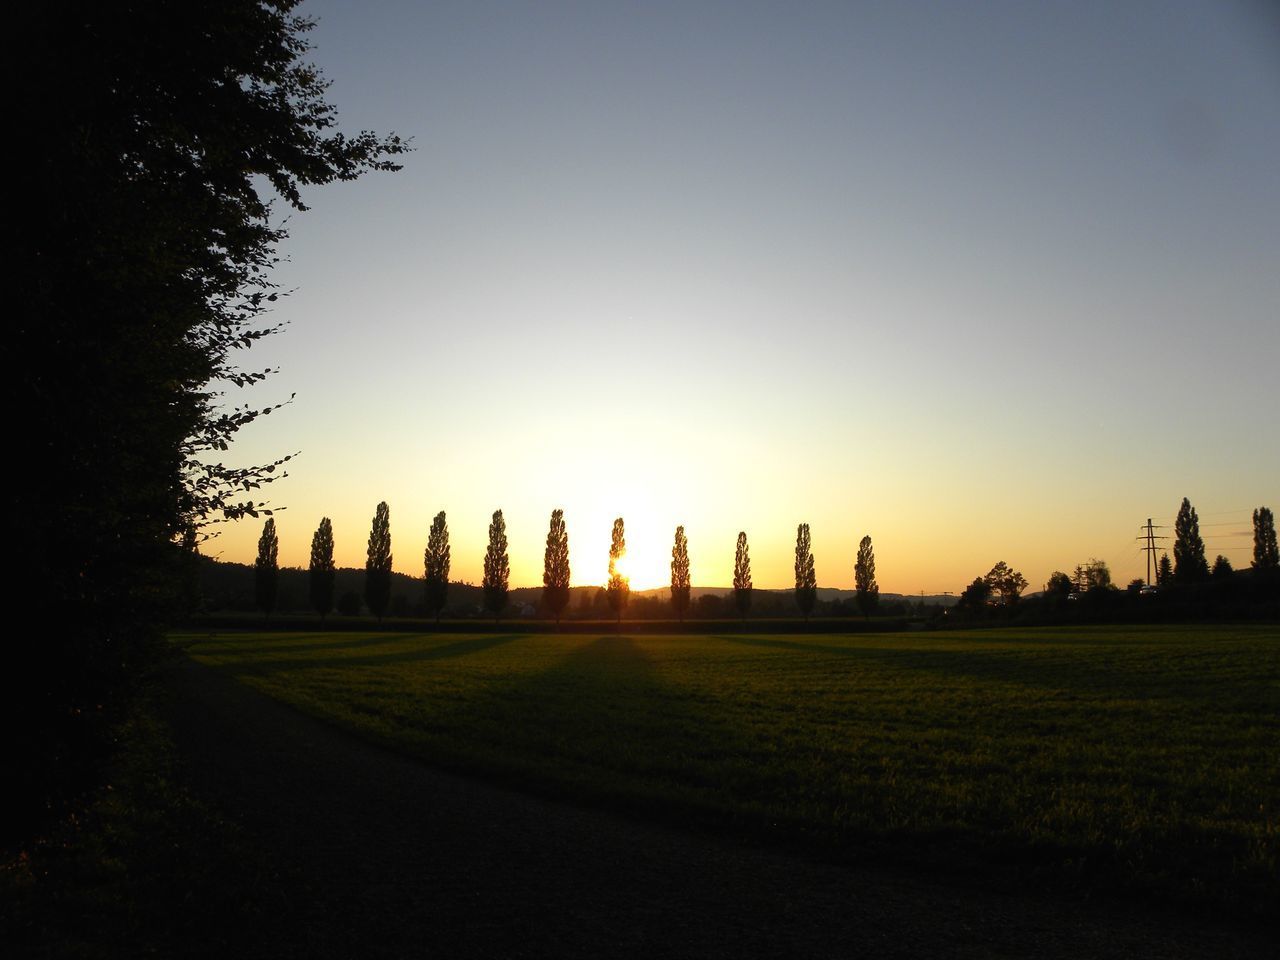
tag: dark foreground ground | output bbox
[145,656,1269,960]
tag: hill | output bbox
[194,558,949,619]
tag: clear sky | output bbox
[210,0,1279,593]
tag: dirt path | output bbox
[162,657,1265,959]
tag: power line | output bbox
[1137,518,1168,587]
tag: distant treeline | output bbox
[944,567,1279,626]
[194,557,946,621]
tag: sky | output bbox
[209,0,1279,593]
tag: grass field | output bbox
[179,624,1279,915]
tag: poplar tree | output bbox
[794,523,816,621]
[1253,506,1278,571]
[670,526,691,623]
[483,509,509,622]
[424,511,450,624]
[855,535,879,618]
[309,517,335,620]
[542,509,571,625]
[365,501,392,621]
[1173,497,1208,583]
[733,532,752,620]
[254,517,279,618]
[607,517,629,623]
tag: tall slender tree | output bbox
[1173,497,1208,583]
[483,509,509,623]
[855,535,879,618]
[254,518,279,618]
[607,517,629,624]
[309,517,335,620]
[1253,506,1278,571]
[365,501,392,621]
[670,526,691,623]
[424,511,450,624]
[1157,553,1173,587]
[733,532,752,621]
[542,509,571,625]
[794,523,816,621]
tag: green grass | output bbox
[178,624,1280,915]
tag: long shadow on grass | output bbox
[716,634,1279,709]
[189,632,389,656]
[418,635,758,827]
[212,634,524,673]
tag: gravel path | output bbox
[163,656,1266,959]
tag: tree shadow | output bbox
[205,633,525,673]
[189,632,390,656]
[420,635,748,823]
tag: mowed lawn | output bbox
[179,624,1279,914]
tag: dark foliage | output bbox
[985,560,1027,605]
[855,535,880,618]
[956,577,991,613]
[1253,506,1278,571]
[1174,497,1209,583]
[11,1,404,836]
[483,510,510,621]
[365,502,393,621]
[733,532,752,619]
[670,526,691,622]
[337,591,363,618]
[606,518,630,622]
[1073,559,1113,593]
[794,524,817,620]
[424,511,450,623]
[542,509,570,624]
[1045,571,1073,598]
[254,518,280,617]
[308,517,335,619]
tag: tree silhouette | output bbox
[1157,553,1174,587]
[733,532,752,620]
[984,560,1027,606]
[309,517,335,620]
[254,518,279,618]
[956,577,991,612]
[423,511,450,624]
[542,509,571,625]
[365,502,393,621]
[15,3,404,833]
[1073,559,1112,593]
[1211,555,1233,579]
[855,535,879,618]
[794,524,816,621]
[1045,571,1073,598]
[483,510,509,623]
[1253,506,1278,571]
[1173,497,1209,583]
[607,518,630,624]
[670,526,691,623]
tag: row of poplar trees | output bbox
[254,505,880,623]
